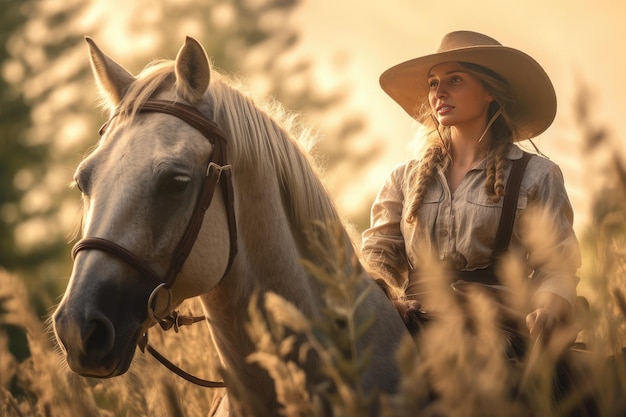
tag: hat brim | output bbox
[380,45,556,139]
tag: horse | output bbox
[52,36,410,415]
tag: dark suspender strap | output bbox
[491,151,533,259]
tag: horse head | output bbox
[53,36,410,415]
[53,37,233,378]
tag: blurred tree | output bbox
[0,1,92,312]
[0,0,380,311]
[105,0,382,221]
[0,2,34,272]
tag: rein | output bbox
[72,99,238,388]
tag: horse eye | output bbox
[73,171,89,195]
[157,174,190,196]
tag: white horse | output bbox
[53,37,409,415]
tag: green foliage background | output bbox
[0,0,380,313]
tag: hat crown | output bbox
[438,31,502,53]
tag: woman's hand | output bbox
[525,291,573,342]
[525,307,559,340]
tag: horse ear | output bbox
[85,37,135,107]
[174,37,210,104]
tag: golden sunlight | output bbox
[292,0,625,231]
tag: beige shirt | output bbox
[361,144,580,307]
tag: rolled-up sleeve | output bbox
[361,164,410,286]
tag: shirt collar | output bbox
[437,143,523,172]
[507,144,524,160]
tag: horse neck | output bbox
[199,169,344,404]
[197,89,362,397]
[204,88,355,309]
[206,166,353,316]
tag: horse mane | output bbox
[113,59,343,237]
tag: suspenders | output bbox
[491,151,533,260]
[452,151,533,285]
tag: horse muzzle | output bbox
[52,266,153,378]
[53,302,144,378]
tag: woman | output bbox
[361,31,581,347]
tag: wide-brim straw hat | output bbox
[380,31,556,139]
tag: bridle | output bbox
[71,99,238,388]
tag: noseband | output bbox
[71,99,237,388]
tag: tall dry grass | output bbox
[2,89,626,416]
[0,270,223,416]
[1,204,626,417]
[3,195,626,416]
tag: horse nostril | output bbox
[82,311,115,360]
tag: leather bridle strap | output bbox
[138,99,238,288]
[72,237,162,286]
[138,327,226,388]
[71,99,238,388]
[73,99,238,289]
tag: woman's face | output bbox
[428,62,494,132]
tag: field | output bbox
[2,84,626,417]
[1,225,626,417]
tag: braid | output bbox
[406,142,447,223]
[485,140,509,202]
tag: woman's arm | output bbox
[361,164,410,288]
[521,159,581,339]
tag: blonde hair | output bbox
[405,62,520,223]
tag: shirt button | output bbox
[441,229,448,236]
[439,254,445,260]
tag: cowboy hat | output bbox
[380,31,556,139]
